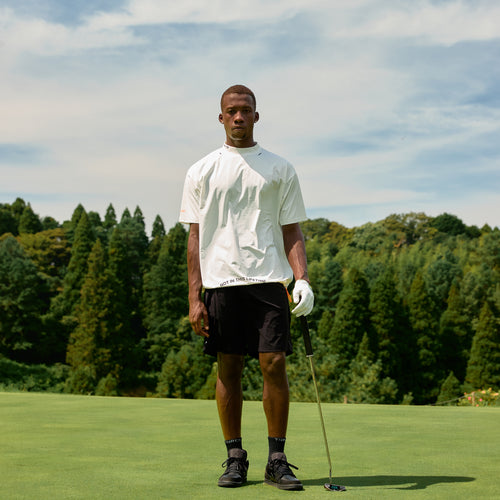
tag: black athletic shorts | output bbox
[203,282,293,359]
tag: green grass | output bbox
[1,392,498,499]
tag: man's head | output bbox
[220,85,256,111]
[219,85,259,148]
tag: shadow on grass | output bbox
[302,475,475,490]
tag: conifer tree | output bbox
[18,204,43,234]
[369,269,403,381]
[0,236,48,362]
[156,341,213,398]
[437,371,462,405]
[120,207,131,222]
[147,215,167,266]
[345,333,398,404]
[66,239,125,393]
[151,215,166,239]
[133,206,146,230]
[314,257,343,322]
[142,223,188,370]
[50,210,95,340]
[465,301,500,391]
[329,268,370,369]
[107,213,149,375]
[103,203,117,230]
[0,204,18,235]
[439,283,471,381]
[407,271,442,402]
[63,204,86,243]
[424,252,461,314]
[10,198,27,227]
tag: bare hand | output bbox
[189,299,209,338]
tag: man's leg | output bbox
[216,352,244,440]
[259,352,289,438]
[260,351,303,491]
[216,352,249,487]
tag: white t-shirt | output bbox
[179,143,307,289]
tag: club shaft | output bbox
[300,316,333,485]
[308,354,333,485]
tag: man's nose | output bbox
[234,111,244,122]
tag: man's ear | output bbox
[218,113,223,123]
[254,111,260,123]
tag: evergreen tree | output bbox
[436,371,462,405]
[120,207,132,222]
[87,211,102,230]
[151,215,166,239]
[156,341,213,398]
[142,223,188,370]
[50,211,94,331]
[369,269,403,381]
[0,236,48,362]
[424,252,461,314]
[329,268,370,369]
[407,271,443,402]
[18,204,43,234]
[10,198,27,227]
[465,302,500,391]
[103,203,117,231]
[147,215,167,266]
[314,257,343,321]
[107,214,149,375]
[66,239,126,394]
[63,204,86,243]
[439,283,471,381]
[345,333,398,404]
[431,213,468,236]
[41,216,60,230]
[133,206,146,230]
[0,204,18,235]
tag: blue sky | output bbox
[1,0,499,232]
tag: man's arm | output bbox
[187,223,209,337]
[282,222,309,282]
[283,222,314,316]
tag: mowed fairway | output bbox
[1,392,498,499]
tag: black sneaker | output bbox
[218,449,249,487]
[265,452,303,490]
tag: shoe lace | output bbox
[221,456,246,473]
[269,458,298,478]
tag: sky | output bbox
[2,0,500,233]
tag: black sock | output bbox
[268,437,286,458]
[225,438,242,453]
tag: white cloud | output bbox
[1,0,499,231]
[327,0,500,45]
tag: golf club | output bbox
[300,316,346,492]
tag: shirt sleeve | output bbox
[179,169,200,224]
[279,166,307,225]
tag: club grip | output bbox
[300,316,314,356]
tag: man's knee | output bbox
[217,353,244,380]
[259,352,287,379]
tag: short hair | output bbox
[220,85,256,109]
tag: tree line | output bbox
[1,198,499,404]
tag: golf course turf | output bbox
[1,392,498,499]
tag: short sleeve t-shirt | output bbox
[179,143,307,289]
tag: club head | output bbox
[324,483,346,492]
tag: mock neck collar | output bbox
[223,143,260,155]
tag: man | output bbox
[179,85,314,490]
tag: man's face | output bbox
[219,93,259,148]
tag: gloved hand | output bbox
[291,279,314,316]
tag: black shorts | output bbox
[203,282,293,359]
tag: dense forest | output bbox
[1,198,499,405]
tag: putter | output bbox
[300,316,346,492]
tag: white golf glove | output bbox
[291,279,314,317]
